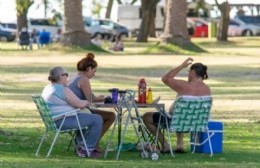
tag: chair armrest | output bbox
[52,108,81,120]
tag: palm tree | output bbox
[137,0,159,42]
[105,0,114,18]
[162,0,190,46]
[215,0,230,41]
[16,0,34,32]
[61,0,90,47]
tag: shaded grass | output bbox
[143,42,206,55]
[0,122,259,168]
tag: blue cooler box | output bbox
[190,120,223,154]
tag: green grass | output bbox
[0,37,260,167]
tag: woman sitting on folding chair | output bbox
[68,53,116,153]
[143,58,211,153]
[41,66,103,158]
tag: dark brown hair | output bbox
[190,63,208,80]
[77,53,98,71]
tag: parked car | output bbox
[232,16,260,36]
[0,24,16,41]
[84,17,114,39]
[188,18,208,37]
[228,19,243,37]
[93,19,129,38]
[0,22,17,33]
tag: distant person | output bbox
[53,28,62,42]
[39,29,51,48]
[18,27,32,50]
[91,34,102,47]
[30,29,40,48]
[110,35,124,51]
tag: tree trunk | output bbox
[105,0,113,19]
[61,0,90,48]
[215,1,230,41]
[17,12,28,32]
[137,0,159,42]
[16,0,33,32]
[149,10,156,37]
[162,0,190,46]
[43,0,48,18]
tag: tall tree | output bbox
[137,0,159,42]
[162,0,190,46]
[16,0,34,32]
[105,0,114,18]
[43,0,48,18]
[215,0,230,41]
[60,0,90,47]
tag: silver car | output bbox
[84,17,114,39]
[232,16,260,36]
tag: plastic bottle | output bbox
[147,87,153,104]
[138,78,146,104]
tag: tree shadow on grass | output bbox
[143,42,207,55]
[0,43,111,54]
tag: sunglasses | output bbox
[61,73,68,77]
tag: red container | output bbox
[138,78,146,104]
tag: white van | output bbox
[117,5,164,35]
[28,19,61,38]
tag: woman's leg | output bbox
[90,109,116,149]
[55,113,103,151]
[143,112,170,151]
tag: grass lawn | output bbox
[0,37,259,168]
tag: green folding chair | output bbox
[32,95,89,157]
[161,96,213,157]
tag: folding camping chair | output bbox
[32,95,89,157]
[157,96,214,157]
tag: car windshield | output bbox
[239,16,260,24]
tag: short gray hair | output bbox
[48,66,67,82]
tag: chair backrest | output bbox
[32,95,57,132]
[19,32,30,45]
[169,96,212,132]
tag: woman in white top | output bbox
[41,66,103,158]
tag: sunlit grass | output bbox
[0,37,260,167]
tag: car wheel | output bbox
[0,36,8,42]
[242,29,253,36]
[93,32,102,39]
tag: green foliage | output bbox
[16,0,34,15]
[92,0,104,18]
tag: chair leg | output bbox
[76,114,90,157]
[35,130,48,156]
[207,130,214,157]
[47,117,66,157]
[47,131,60,157]
[165,116,174,157]
[67,131,76,151]
[192,132,198,154]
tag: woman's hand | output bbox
[181,57,193,68]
